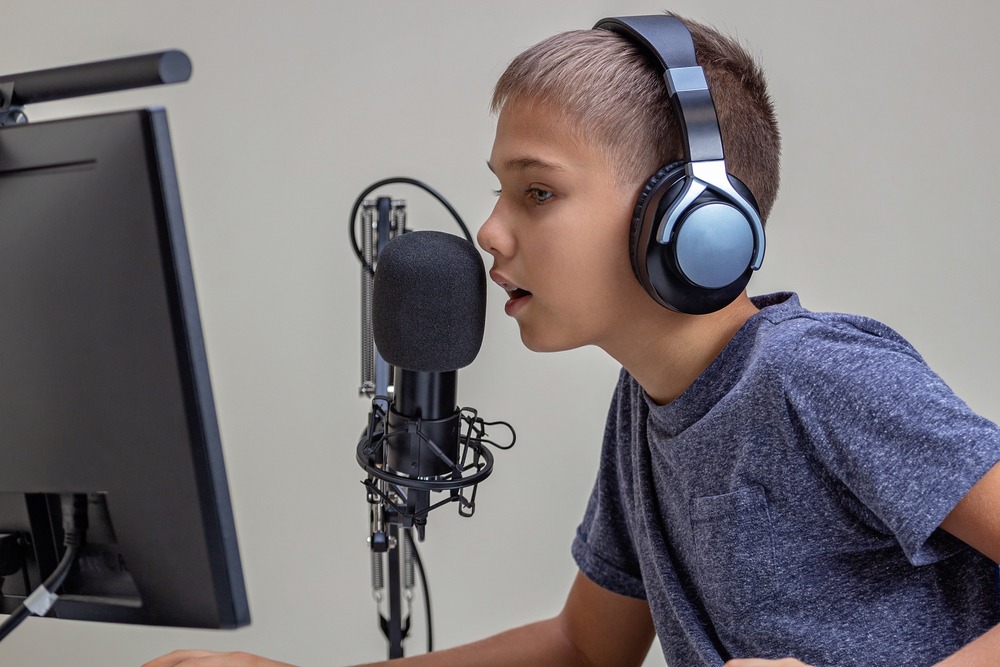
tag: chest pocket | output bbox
[689,485,779,614]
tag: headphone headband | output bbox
[594,16,723,163]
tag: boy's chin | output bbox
[518,326,583,354]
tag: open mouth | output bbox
[499,281,532,316]
[491,272,533,315]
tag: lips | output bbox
[491,272,531,297]
[490,271,533,316]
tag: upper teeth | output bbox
[504,283,521,294]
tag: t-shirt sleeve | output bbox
[572,372,647,599]
[783,319,1000,566]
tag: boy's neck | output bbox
[604,294,760,406]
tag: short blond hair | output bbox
[492,13,781,222]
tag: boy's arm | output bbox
[354,571,656,667]
[141,571,656,667]
[932,460,1000,666]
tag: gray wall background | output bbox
[1,1,997,665]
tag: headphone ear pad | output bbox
[629,160,686,287]
[727,171,760,214]
[630,163,763,315]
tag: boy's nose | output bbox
[477,202,511,258]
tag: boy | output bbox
[147,12,1000,667]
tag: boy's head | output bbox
[479,13,780,354]
[491,12,781,222]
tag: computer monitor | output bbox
[0,107,250,629]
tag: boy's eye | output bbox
[527,188,553,205]
[491,186,554,205]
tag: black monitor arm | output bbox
[0,50,191,126]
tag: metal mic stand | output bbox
[358,197,412,658]
[353,179,514,659]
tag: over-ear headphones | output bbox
[594,15,765,315]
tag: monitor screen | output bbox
[0,107,250,629]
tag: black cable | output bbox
[0,494,88,643]
[404,529,433,653]
[0,603,29,642]
[349,177,473,276]
[0,543,80,642]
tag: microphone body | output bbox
[368,229,487,533]
[386,369,459,480]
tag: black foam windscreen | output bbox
[373,230,487,372]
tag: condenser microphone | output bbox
[369,230,487,532]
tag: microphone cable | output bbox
[404,528,433,653]
[348,177,474,276]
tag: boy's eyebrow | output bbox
[486,157,567,174]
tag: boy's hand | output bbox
[141,650,296,667]
[724,660,814,667]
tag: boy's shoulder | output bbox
[746,293,946,417]
[750,292,925,369]
[612,292,933,419]
[754,292,908,339]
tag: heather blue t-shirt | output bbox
[572,293,1000,666]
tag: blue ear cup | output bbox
[630,162,761,314]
